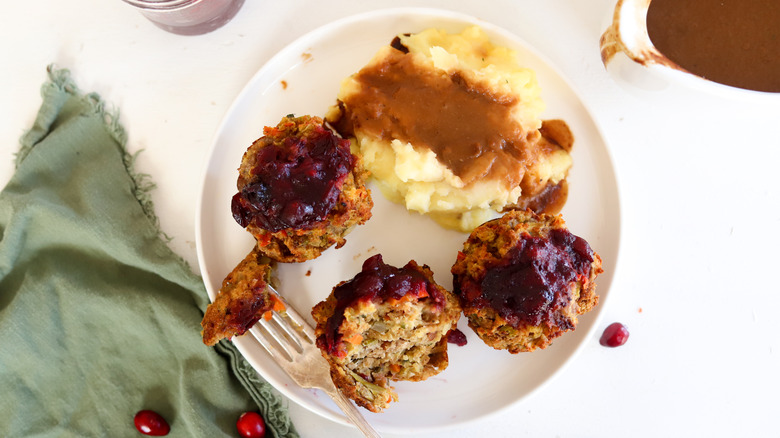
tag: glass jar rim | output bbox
[121,0,201,10]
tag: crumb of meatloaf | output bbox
[311,254,461,412]
[451,209,602,353]
[201,249,283,346]
[231,115,372,263]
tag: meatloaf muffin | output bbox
[201,249,283,346]
[451,210,602,353]
[312,254,461,412]
[231,115,373,262]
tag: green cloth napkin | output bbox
[0,66,298,438]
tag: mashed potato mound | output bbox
[327,26,572,232]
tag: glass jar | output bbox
[121,0,245,35]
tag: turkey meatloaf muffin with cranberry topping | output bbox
[312,254,461,412]
[231,115,373,263]
[451,210,602,353]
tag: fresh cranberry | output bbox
[133,410,170,436]
[600,322,629,347]
[236,411,266,438]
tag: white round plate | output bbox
[196,7,621,434]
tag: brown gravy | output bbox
[517,119,573,214]
[335,47,535,190]
[646,0,780,92]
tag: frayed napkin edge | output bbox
[18,65,173,245]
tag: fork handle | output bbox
[324,386,383,438]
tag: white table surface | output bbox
[2,1,779,437]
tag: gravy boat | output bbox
[599,0,779,100]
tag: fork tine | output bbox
[267,285,316,342]
[248,324,292,362]
[277,305,316,344]
[267,312,304,352]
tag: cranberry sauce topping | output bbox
[232,120,354,232]
[447,328,468,346]
[479,228,594,328]
[319,254,445,356]
[226,284,269,336]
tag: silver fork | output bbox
[248,286,382,438]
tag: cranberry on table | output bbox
[134,410,170,436]
[600,322,629,347]
[236,411,266,438]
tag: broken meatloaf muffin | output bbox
[312,254,461,412]
[231,115,373,263]
[451,210,602,353]
[201,249,283,346]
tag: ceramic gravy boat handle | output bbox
[599,0,684,72]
